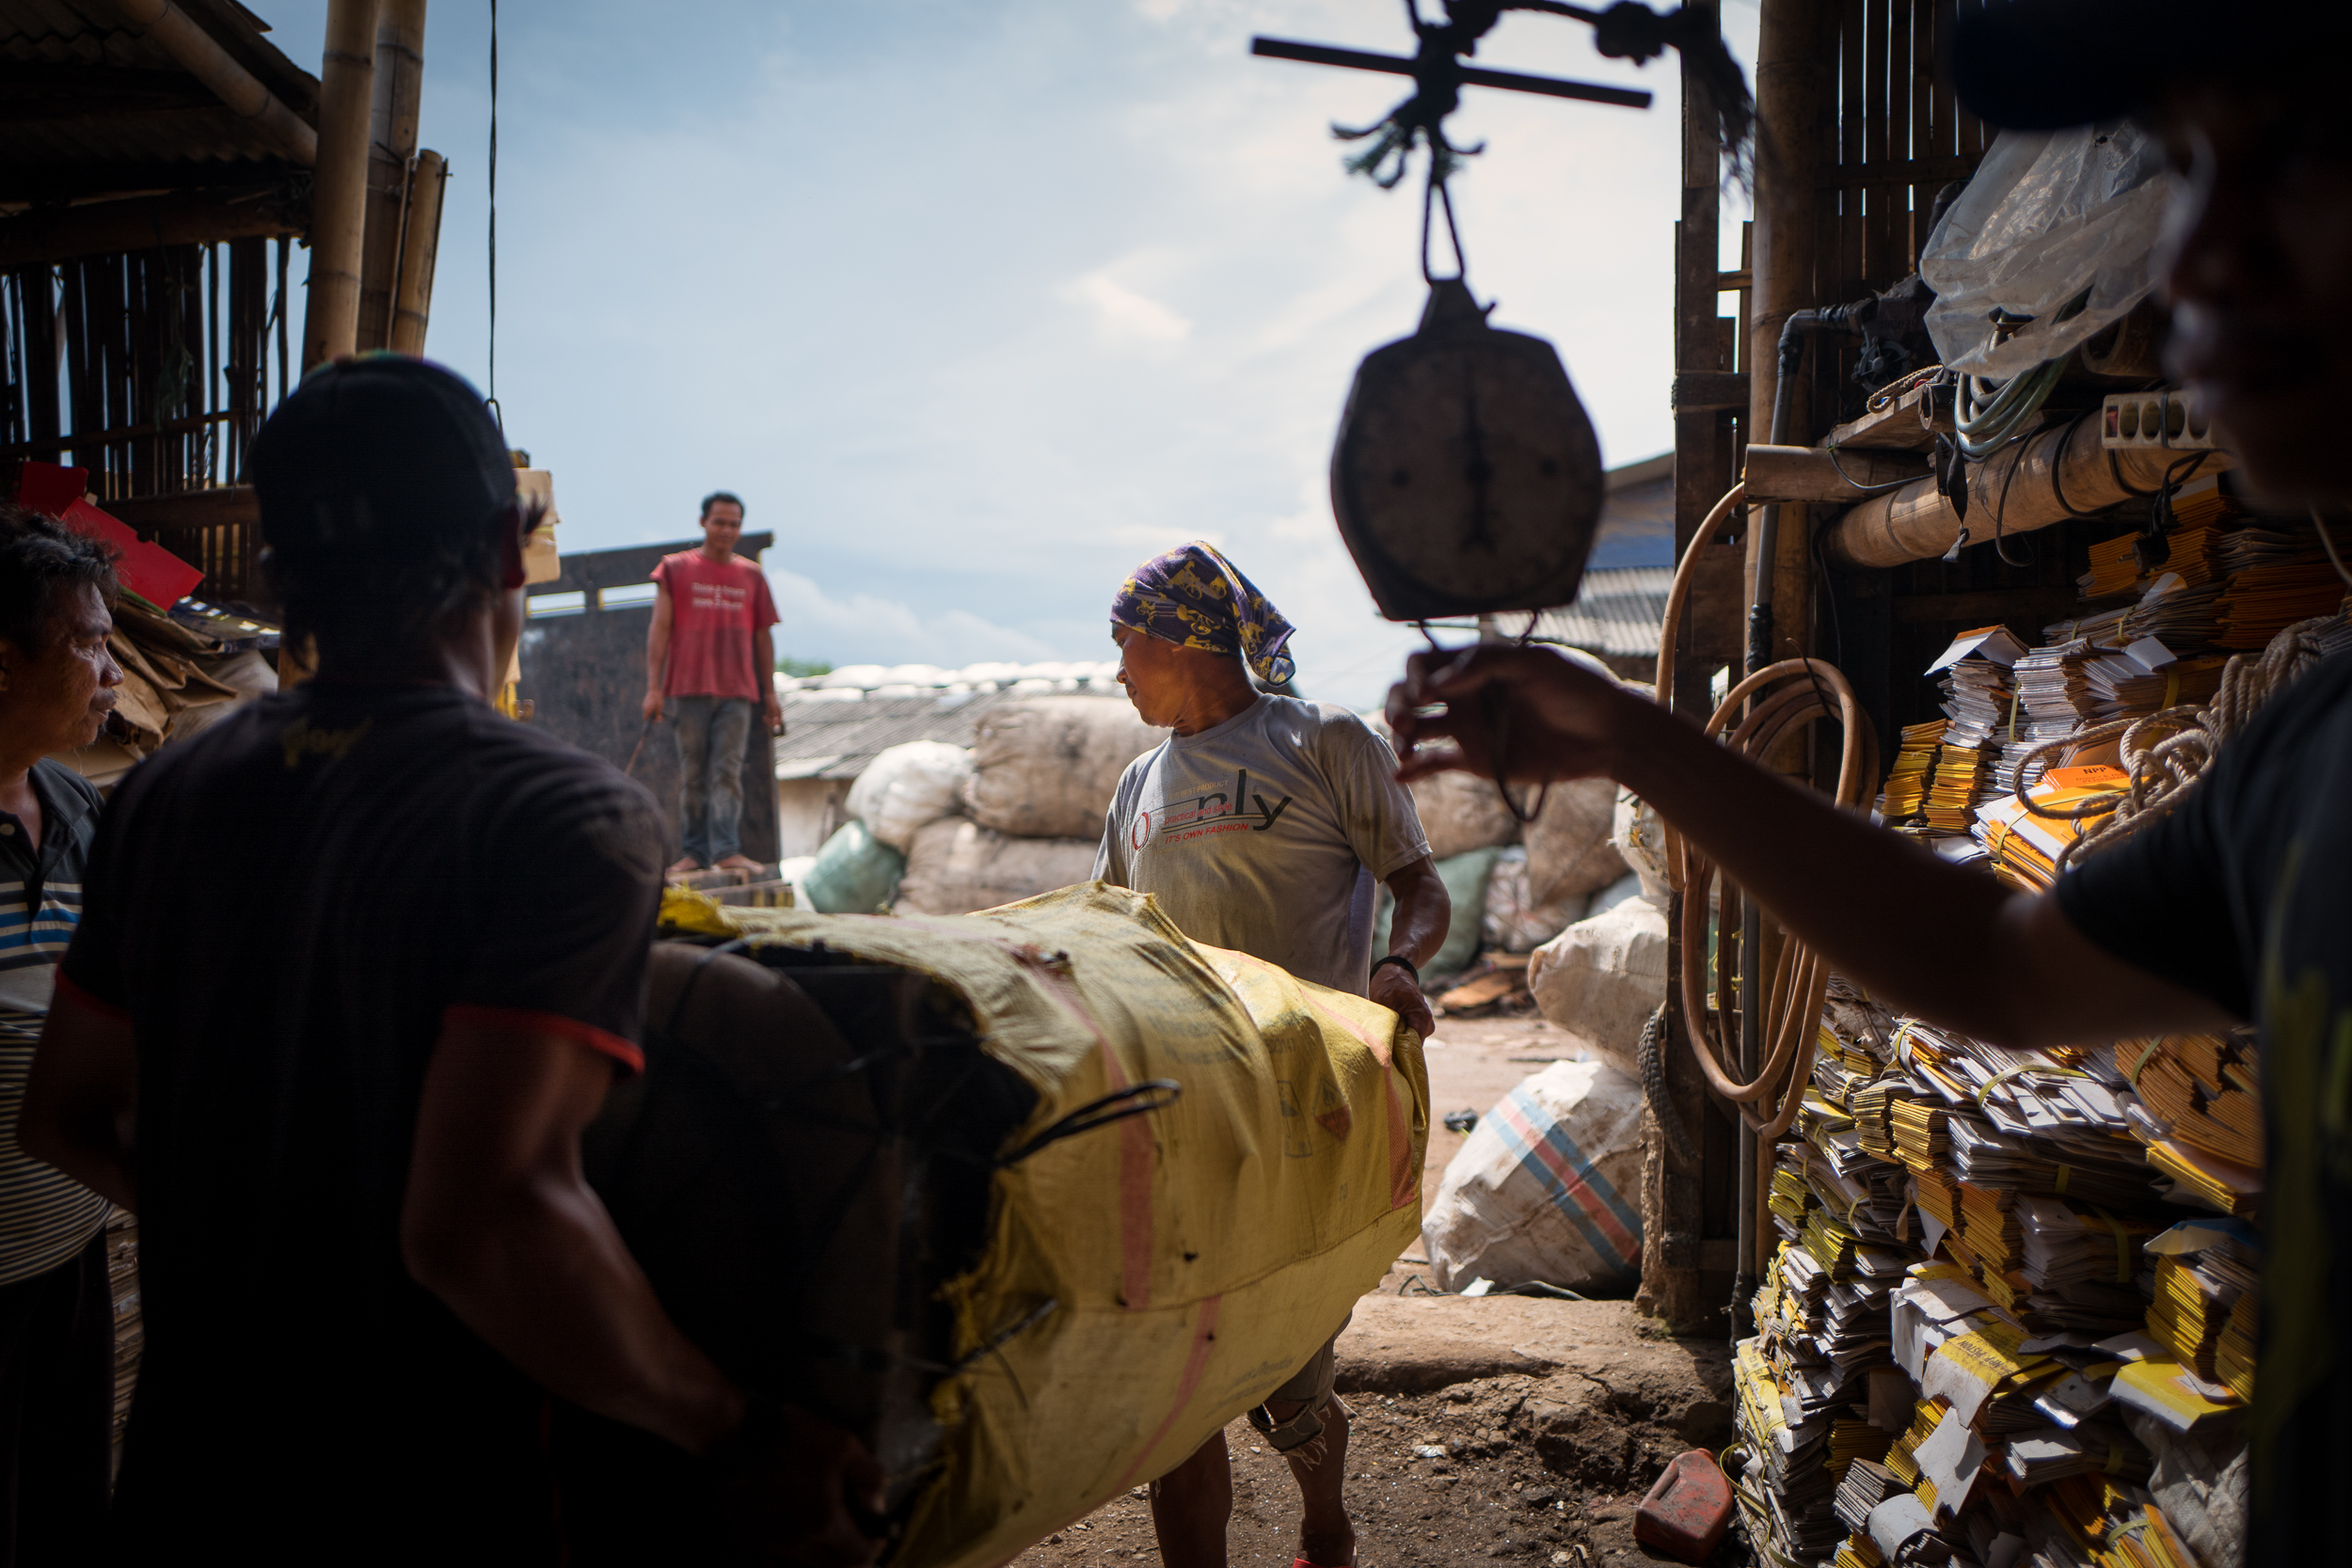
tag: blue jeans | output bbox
[670,695,753,865]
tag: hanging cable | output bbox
[486,0,499,420]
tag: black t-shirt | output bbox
[2055,649,2352,1564]
[62,683,663,1563]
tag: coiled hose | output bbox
[1652,483,1877,1254]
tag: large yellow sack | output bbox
[662,882,1427,1568]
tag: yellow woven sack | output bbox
[660,881,1427,1567]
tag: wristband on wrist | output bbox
[703,1388,787,1474]
[1372,954,1420,986]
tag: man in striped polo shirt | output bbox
[0,503,122,1562]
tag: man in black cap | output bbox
[1388,6,2352,1561]
[22,356,882,1564]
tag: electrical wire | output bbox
[486,0,499,410]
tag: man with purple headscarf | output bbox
[1096,542,1450,1568]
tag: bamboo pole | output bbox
[388,151,448,355]
[358,0,427,352]
[92,0,317,165]
[1821,423,2236,568]
[1743,443,1931,503]
[1745,0,1833,673]
[300,0,380,374]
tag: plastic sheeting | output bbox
[1922,122,2171,378]
[662,882,1427,1568]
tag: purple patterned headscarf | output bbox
[1110,542,1296,686]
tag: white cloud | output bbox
[1060,267,1194,348]
[765,567,1057,669]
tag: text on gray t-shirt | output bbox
[1090,696,1432,996]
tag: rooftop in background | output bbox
[775,660,1127,783]
[1587,451,1673,570]
[1,0,319,209]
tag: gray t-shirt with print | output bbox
[1091,695,1431,997]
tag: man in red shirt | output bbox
[642,492,782,877]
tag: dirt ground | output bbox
[1005,1020,1749,1568]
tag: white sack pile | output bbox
[895,820,1104,917]
[1525,895,1668,1081]
[962,697,1162,842]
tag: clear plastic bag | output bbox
[1922,121,2172,378]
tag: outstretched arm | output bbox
[1386,646,2235,1051]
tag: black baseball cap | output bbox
[1951,0,2349,131]
[249,354,516,561]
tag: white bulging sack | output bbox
[962,697,1163,841]
[1422,1059,1645,1294]
[846,741,975,852]
[1522,775,1629,908]
[1523,897,1667,1081]
[1408,768,1523,862]
[895,818,1101,916]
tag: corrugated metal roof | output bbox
[1,0,319,203]
[1537,565,1672,659]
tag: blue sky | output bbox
[260,0,1756,708]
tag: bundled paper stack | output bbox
[2003,1422,2152,1486]
[2075,506,2229,600]
[1972,765,2127,892]
[2217,562,2352,647]
[1890,1099,1951,1172]
[1833,1457,1908,1538]
[2217,1289,2257,1402]
[1877,720,1947,826]
[2117,1033,2261,1169]
[2146,1224,2257,1386]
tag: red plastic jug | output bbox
[1633,1449,1734,1563]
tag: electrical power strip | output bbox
[2101,388,2223,451]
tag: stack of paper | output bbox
[2003,1422,2151,1487]
[2141,1136,2262,1216]
[1851,1080,1915,1164]
[2015,1196,2154,1297]
[2217,1290,2256,1403]
[2145,1226,2257,1385]
[2116,1034,2261,1169]
[1772,1156,1816,1243]
[1878,721,1947,825]
[1732,1340,1845,1560]
[1829,1419,1896,1480]
[1878,1395,1949,1489]
[1891,1100,1951,1173]
[1831,1531,1886,1568]
[2217,562,2352,647]
[2076,511,2228,600]
[2147,1255,2233,1381]
[1971,766,2127,891]
[1921,741,1995,832]
[2215,519,2330,573]
[1833,1457,1908,1536]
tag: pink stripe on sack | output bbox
[1384,1063,1416,1211]
[1023,964,1156,1314]
[1111,1294,1224,1492]
[1494,1096,1640,1265]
